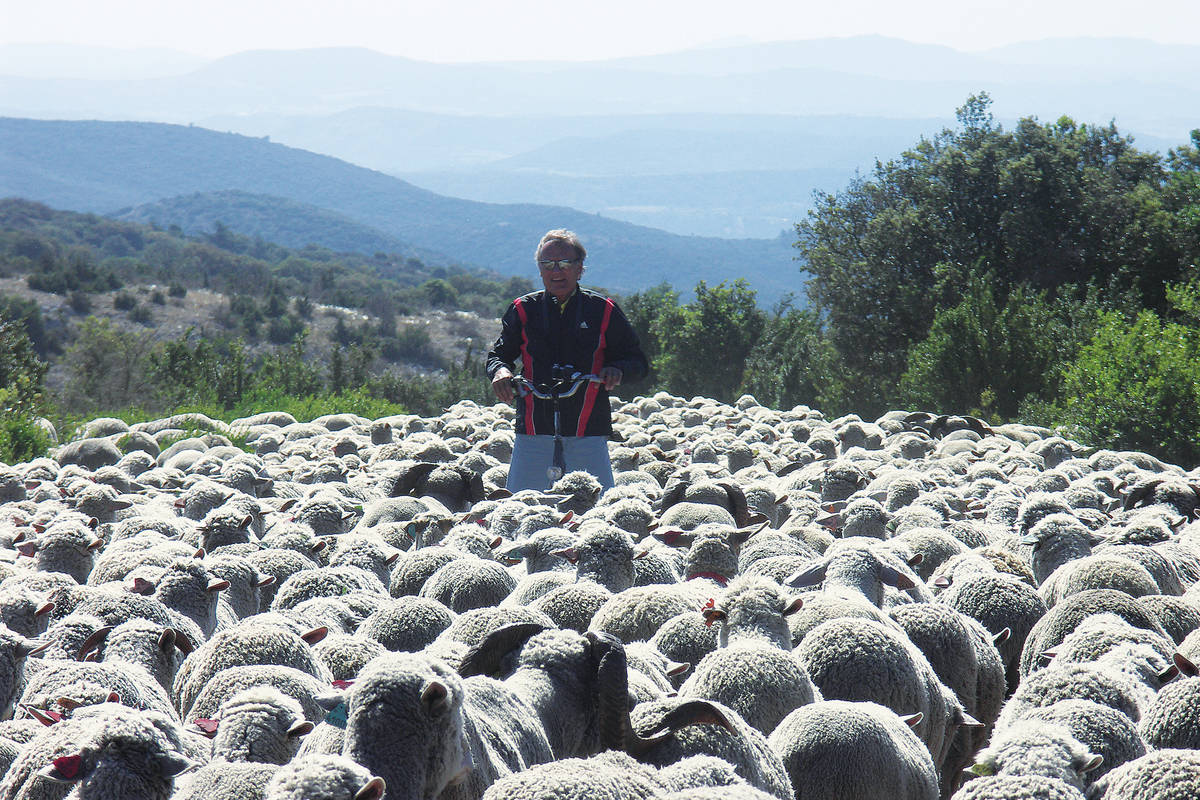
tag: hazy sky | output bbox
[5,0,1200,61]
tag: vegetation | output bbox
[4,98,1200,467]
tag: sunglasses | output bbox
[538,259,578,272]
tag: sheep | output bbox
[938,571,1047,691]
[951,774,1087,800]
[185,665,330,726]
[679,644,819,736]
[557,525,640,593]
[1039,554,1161,609]
[271,566,385,612]
[0,623,48,718]
[1087,749,1200,800]
[172,622,333,717]
[205,553,277,620]
[1019,590,1169,680]
[1137,670,1200,750]
[145,557,231,637]
[389,546,461,597]
[630,696,793,800]
[589,584,708,644]
[264,754,384,800]
[204,685,313,764]
[964,719,1103,793]
[0,704,195,800]
[334,649,545,800]
[16,520,105,584]
[767,700,939,800]
[83,617,192,693]
[793,617,956,769]
[889,602,1006,791]
[529,580,613,633]
[359,596,455,653]
[0,586,55,638]
[480,749,771,800]
[419,557,516,613]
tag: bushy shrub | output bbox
[113,291,138,311]
[1053,302,1200,466]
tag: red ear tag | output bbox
[53,755,82,779]
[193,718,219,736]
[702,597,717,626]
[331,679,355,689]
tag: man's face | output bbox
[537,240,583,301]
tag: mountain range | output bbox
[2,37,1193,240]
[0,117,800,301]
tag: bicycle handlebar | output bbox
[511,372,602,400]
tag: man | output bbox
[486,229,648,492]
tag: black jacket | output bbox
[486,288,648,436]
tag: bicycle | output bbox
[510,368,603,482]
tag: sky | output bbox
[4,0,1200,62]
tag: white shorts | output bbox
[506,434,614,493]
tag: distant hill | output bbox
[0,117,802,301]
[113,190,441,262]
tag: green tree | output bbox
[796,93,1181,415]
[898,276,1100,421]
[620,283,679,388]
[651,280,764,402]
[1052,296,1200,466]
[60,317,156,412]
[742,298,837,412]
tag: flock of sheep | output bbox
[0,391,1199,800]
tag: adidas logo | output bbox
[580,321,589,329]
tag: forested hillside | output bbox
[0,117,799,300]
[4,95,1200,468]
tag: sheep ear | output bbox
[993,627,1011,646]
[421,681,450,715]
[1159,663,1180,683]
[172,629,195,654]
[355,777,387,800]
[785,561,827,588]
[253,574,276,588]
[18,638,51,658]
[314,692,344,713]
[653,530,693,548]
[551,548,579,565]
[459,623,548,678]
[1077,754,1104,774]
[879,565,915,591]
[288,720,315,737]
[301,626,329,645]
[1174,653,1199,677]
[666,661,691,678]
[35,601,55,617]
[900,712,923,728]
[310,540,327,553]
[487,488,512,501]
[39,755,85,783]
[906,553,924,568]
[156,752,196,778]
[932,575,952,590]
[782,597,804,616]
[87,538,104,551]
[240,515,254,530]
[193,548,206,559]
[206,579,230,593]
[76,626,113,660]
[15,541,37,557]
[157,629,176,653]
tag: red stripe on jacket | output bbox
[514,299,535,434]
[576,298,615,437]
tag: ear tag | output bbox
[702,598,717,627]
[53,755,82,779]
[193,718,219,737]
[325,702,349,729]
[331,679,355,689]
